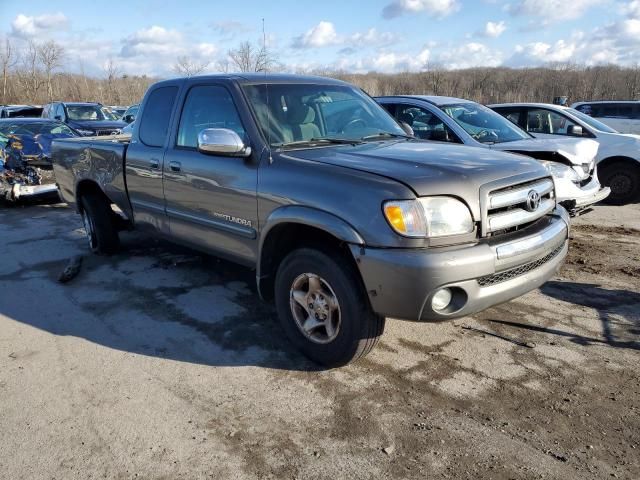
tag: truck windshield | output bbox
[242,83,406,147]
[66,105,109,121]
[440,103,531,144]
[569,109,618,133]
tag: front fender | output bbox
[260,205,365,247]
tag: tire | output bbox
[274,247,385,367]
[79,192,120,254]
[599,161,640,205]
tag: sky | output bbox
[1,0,639,77]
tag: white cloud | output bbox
[435,42,503,69]
[481,21,507,38]
[292,21,340,48]
[382,0,460,19]
[507,39,576,66]
[120,26,183,58]
[11,12,68,38]
[620,0,640,18]
[292,22,400,49]
[507,0,601,23]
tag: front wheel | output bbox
[599,161,640,205]
[274,248,385,367]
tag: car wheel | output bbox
[80,192,120,254]
[599,161,640,205]
[274,248,385,367]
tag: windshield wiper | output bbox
[361,132,413,141]
[276,137,363,148]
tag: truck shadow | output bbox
[0,206,328,372]
[491,280,639,351]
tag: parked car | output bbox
[42,102,126,136]
[490,102,640,204]
[52,74,569,366]
[0,118,78,201]
[108,106,128,117]
[377,95,609,215]
[571,101,640,135]
[121,103,139,124]
[0,105,44,118]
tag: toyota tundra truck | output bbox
[52,74,570,366]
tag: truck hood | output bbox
[282,140,548,216]
[492,137,599,166]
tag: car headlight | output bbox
[539,161,580,181]
[383,197,474,238]
[76,129,94,136]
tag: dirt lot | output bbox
[0,202,638,480]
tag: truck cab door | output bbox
[125,85,179,232]
[162,83,259,265]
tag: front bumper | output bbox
[555,171,610,214]
[351,207,569,321]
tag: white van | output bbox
[571,101,640,135]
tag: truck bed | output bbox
[52,135,133,218]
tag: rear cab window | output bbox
[138,86,179,147]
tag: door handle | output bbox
[169,161,182,172]
[149,158,159,169]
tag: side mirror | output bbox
[197,128,251,157]
[399,121,414,137]
[567,125,583,136]
[123,114,134,123]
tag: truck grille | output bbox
[484,178,555,236]
[96,129,119,136]
[477,243,564,287]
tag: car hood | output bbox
[491,137,599,165]
[282,140,548,218]
[68,120,127,130]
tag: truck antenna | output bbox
[262,18,273,163]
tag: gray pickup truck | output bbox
[52,74,570,366]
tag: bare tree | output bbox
[103,58,122,104]
[37,40,65,101]
[0,38,19,103]
[172,56,210,77]
[16,41,45,102]
[227,41,275,73]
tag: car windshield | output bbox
[242,83,406,147]
[66,105,108,121]
[569,108,618,134]
[440,103,531,144]
[101,107,119,120]
[0,122,77,136]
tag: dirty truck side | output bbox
[52,74,570,366]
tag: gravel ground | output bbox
[0,201,638,480]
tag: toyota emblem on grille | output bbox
[525,190,541,212]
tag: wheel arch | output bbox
[257,206,365,301]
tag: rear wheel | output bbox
[80,192,120,254]
[274,248,385,367]
[599,161,640,205]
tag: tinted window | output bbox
[396,105,460,143]
[139,86,178,147]
[55,104,65,120]
[493,107,522,126]
[526,108,579,136]
[177,85,245,148]
[441,103,529,143]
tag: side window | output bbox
[55,104,65,120]
[177,85,245,148]
[380,103,396,116]
[495,108,522,126]
[616,104,632,119]
[138,86,178,147]
[397,105,459,143]
[526,108,578,135]
[633,105,640,120]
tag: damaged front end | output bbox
[0,134,60,202]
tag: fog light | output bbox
[432,288,453,311]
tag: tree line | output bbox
[2,37,639,107]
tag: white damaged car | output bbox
[377,95,610,215]
[490,102,640,204]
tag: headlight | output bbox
[539,161,580,181]
[76,129,94,136]
[383,197,474,238]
